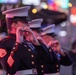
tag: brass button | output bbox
[31,55,34,58]
[41,65,44,68]
[57,69,59,72]
[56,65,59,67]
[32,61,34,64]
[24,45,27,47]
[11,51,14,53]
[28,49,31,51]
[15,43,18,45]
[41,70,43,72]
[49,49,52,52]
[32,69,37,74]
[13,47,15,49]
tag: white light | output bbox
[61,22,66,27]
[40,2,48,9]
[70,14,76,23]
[22,0,40,5]
[0,0,18,3]
[59,31,67,37]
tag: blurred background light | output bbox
[22,0,41,5]
[59,31,67,37]
[55,0,61,6]
[70,7,76,25]
[47,0,57,10]
[71,7,76,14]
[70,14,76,24]
[0,0,18,3]
[68,3,72,7]
[47,0,69,11]
[59,0,69,9]
[40,2,48,9]
[60,22,66,27]
[47,0,54,5]
[32,8,37,14]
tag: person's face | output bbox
[41,35,56,44]
[11,21,30,35]
[24,30,40,41]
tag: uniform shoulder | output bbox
[0,36,11,42]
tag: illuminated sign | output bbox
[47,0,54,5]
[0,0,18,3]
[47,0,57,10]
[70,7,76,25]
[22,0,41,5]
[60,0,69,9]
[47,0,69,9]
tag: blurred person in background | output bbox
[69,40,76,75]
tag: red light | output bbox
[71,7,76,14]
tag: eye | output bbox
[25,32,29,36]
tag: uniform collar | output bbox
[8,33,16,38]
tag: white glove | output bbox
[16,26,24,43]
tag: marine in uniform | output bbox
[0,6,39,75]
[26,18,59,75]
[69,40,76,75]
[0,19,7,75]
[41,24,72,75]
